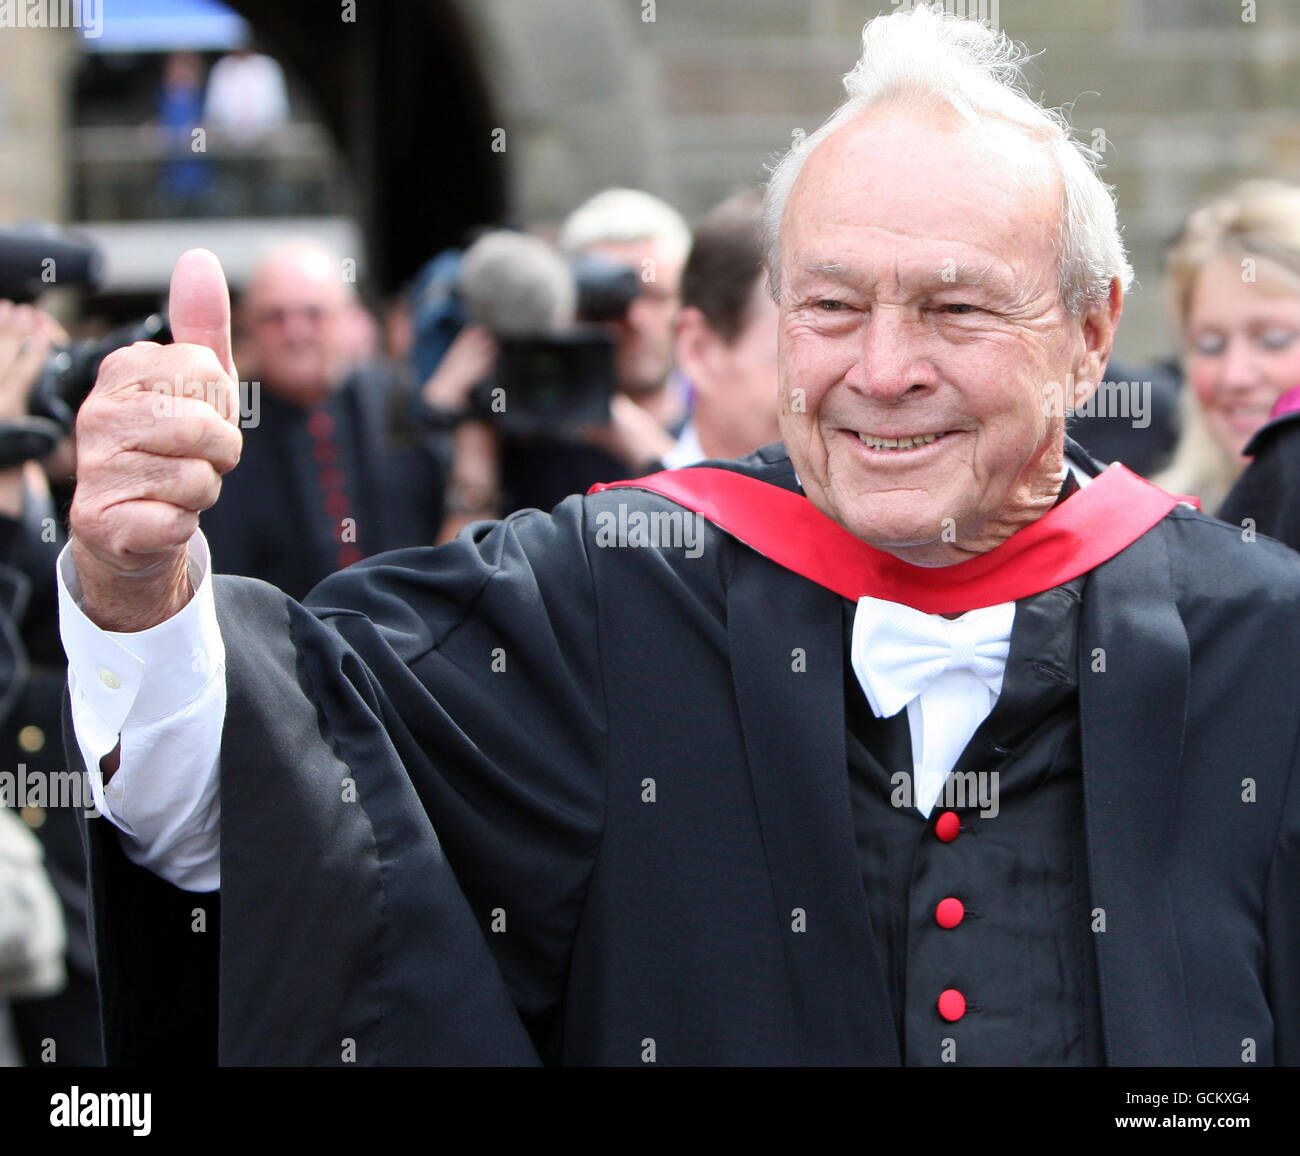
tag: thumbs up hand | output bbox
[70,249,244,631]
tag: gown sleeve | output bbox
[73,495,609,1065]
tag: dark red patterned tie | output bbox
[307,407,365,571]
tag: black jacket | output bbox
[72,442,1300,1065]
[1220,411,1300,552]
[201,364,448,601]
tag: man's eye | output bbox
[1258,329,1297,351]
[939,303,979,315]
[816,299,848,312]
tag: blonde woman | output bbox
[1157,180,1300,512]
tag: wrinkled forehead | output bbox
[784,105,1063,287]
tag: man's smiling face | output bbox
[777,102,1119,565]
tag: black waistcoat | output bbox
[842,575,1105,1065]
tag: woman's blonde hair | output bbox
[1155,179,1300,510]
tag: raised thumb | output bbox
[168,248,235,377]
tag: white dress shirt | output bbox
[848,459,1094,816]
[850,598,1014,817]
[58,461,1095,890]
[58,533,224,891]
[662,418,705,469]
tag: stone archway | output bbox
[457,0,669,225]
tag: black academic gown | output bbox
[70,441,1300,1065]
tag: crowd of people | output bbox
[5,1,1300,1068]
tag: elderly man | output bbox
[60,6,1300,1066]
[203,240,446,599]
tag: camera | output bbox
[0,222,104,305]
[0,223,172,466]
[28,312,172,435]
[472,331,618,438]
[570,252,642,324]
[413,239,641,438]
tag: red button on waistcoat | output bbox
[934,811,960,843]
[324,491,352,519]
[318,466,347,493]
[307,410,335,438]
[935,897,965,928]
[937,989,966,1022]
[313,439,340,465]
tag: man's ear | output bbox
[1068,277,1124,411]
[674,305,721,399]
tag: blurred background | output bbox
[0,0,1296,357]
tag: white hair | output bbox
[558,187,692,263]
[761,3,1133,315]
[459,230,576,336]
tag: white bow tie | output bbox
[850,596,1015,719]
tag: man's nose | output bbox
[282,312,319,342]
[844,307,935,401]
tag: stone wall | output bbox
[0,26,72,223]
[563,0,1300,361]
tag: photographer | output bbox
[429,195,691,539]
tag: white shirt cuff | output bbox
[58,531,223,891]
